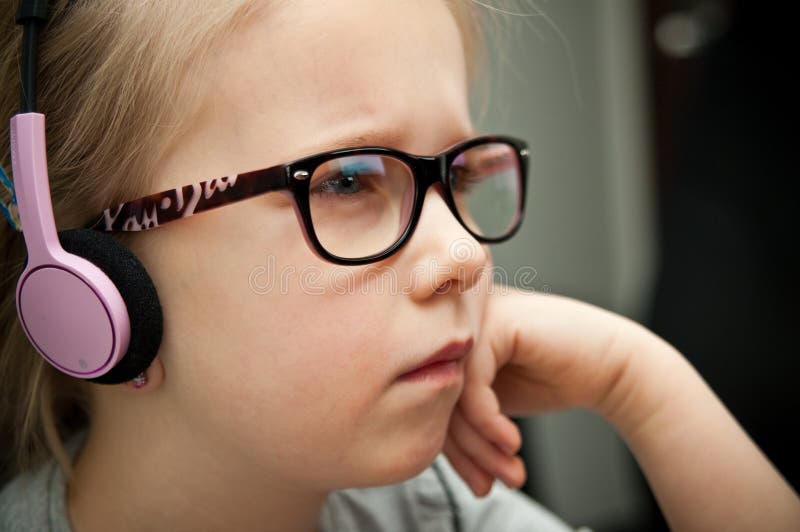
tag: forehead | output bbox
[187,0,470,166]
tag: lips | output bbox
[397,337,474,379]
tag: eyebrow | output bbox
[310,131,402,153]
[300,125,478,158]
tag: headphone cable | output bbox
[15,0,50,113]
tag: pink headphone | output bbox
[10,0,162,384]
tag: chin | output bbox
[360,417,452,487]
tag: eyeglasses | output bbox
[85,135,529,265]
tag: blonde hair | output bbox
[0,0,487,485]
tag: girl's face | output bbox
[136,0,490,490]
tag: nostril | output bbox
[434,279,453,295]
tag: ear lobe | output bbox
[123,355,165,392]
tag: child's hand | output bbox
[443,287,643,496]
[443,286,800,531]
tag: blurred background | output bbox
[474,0,797,530]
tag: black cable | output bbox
[19,22,40,113]
[15,0,50,113]
[431,460,462,532]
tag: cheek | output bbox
[162,239,394,456]
[200,292,395,477]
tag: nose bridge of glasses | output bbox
[417,175,462,236]
[411,153,459,223]
[415,154,446,190]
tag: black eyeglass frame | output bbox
[86,134,529,266]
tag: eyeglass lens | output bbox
[308,141,522,260]
[450,142,522,239]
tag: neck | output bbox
[67,395,327,532]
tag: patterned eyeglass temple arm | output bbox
[84,166,287,232]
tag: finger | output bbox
[495,414,524,456]
[459,383,523,455]
[443,434,495,498]
[450,407,527,490]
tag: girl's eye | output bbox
[450,166,481,193]
[308,156,389,200]
[312,172,363,196]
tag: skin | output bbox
[66,1,800,531]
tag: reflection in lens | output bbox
[309,155,415,259]
[449,143,521,238]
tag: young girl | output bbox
[0,1,797,531]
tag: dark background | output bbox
[639,0,798,529]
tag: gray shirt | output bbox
[0,436,586,531]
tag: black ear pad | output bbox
[57,229,163,384]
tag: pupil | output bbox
[341,175,355,188]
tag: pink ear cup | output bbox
[16,253,131,377]
[11,113,131,378]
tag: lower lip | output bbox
[396,359,464,384]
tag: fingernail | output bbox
[495,416,521,454]
[500,442,517,455]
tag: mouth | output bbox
[396,336,474,382]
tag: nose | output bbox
[402,183,490,301]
